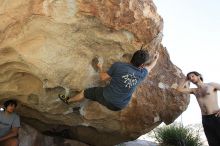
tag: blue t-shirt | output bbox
[103,62,148,109]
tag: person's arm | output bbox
[176,78,195,94]
[0,127,19,142]
[145,52,159,72]
[97,63,111,81]
[212,83,220,117]
[209,82,220,91]
[208,82,220,117]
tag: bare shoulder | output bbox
[208,82,220,90]
[208,82,219,85]
[208,82,219,87]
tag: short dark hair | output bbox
[187,71,203,81]
[3,99,17,108]
[130,49,149,67]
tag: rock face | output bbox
[0,0,189,145]
[19,123,89,146]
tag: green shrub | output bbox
[154,124,202,146]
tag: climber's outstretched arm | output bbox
[145,51,159,73]
[97,64,111,81]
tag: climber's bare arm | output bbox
[145,52,159,72]
[0,127,19,142]
[176,79,195,94]
[99,72,111,81]
[97,64,111,81]
[209,82,220,91]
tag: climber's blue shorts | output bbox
[84,87,121,111]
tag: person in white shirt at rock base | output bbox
[177,71,220,146]
[0,99,20,146]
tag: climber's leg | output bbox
[84,87,121,111]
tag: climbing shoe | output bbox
[58,94,70,104]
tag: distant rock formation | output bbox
[0,0,189,145]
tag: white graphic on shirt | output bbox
[122,73,137,88]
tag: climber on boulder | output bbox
[59,49,159,111]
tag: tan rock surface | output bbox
[19,123,89,146]
[0,0,189,145]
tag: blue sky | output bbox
[153,0,220,124]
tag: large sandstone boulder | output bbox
[0,0,189,145]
